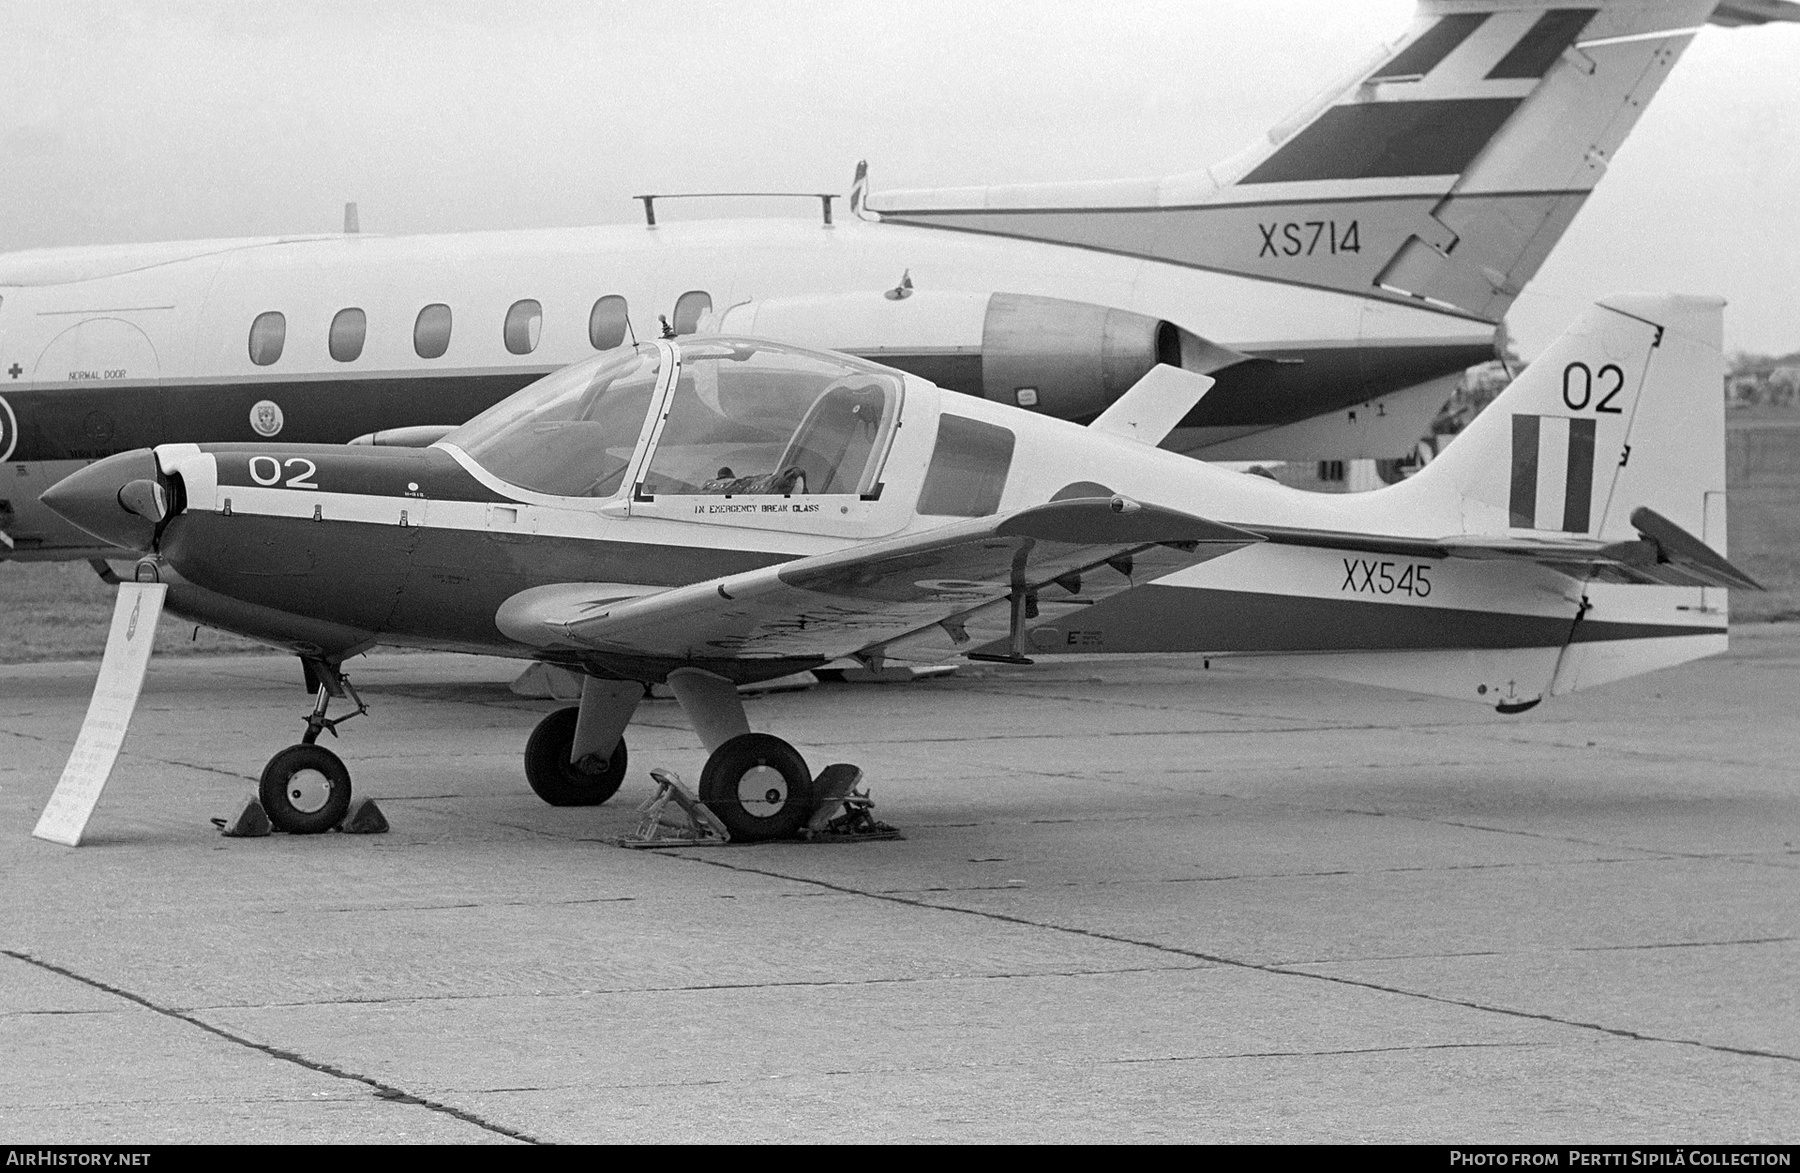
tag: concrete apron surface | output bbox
[1,630,1796,1143]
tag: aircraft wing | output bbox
[496,498,1261,663]
[1248,507,1760,591]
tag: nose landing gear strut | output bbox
[258,659,367,834]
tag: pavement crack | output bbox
[1112,1040,1546,1065]
[117,751,254,783]
[663,856,1800,1068]
[1,948,544,1144]
[1570,934,1797,954]
[315,895,639,914]
[176,962,1211,1012]
[875,854,1664,895]
[1276,934,1799,967]
[1379,811,1765,862]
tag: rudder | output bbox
[1393,293,1726,547]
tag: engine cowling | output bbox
[715,290,1237,421]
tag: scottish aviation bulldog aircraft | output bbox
[42,292,1754,841]
[4,0,1794,561]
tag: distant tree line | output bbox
[1725,350,1800,408]
[1430,346,1800,439]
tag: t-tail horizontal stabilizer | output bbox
[869,1,1792,323]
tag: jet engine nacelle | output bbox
[715,291,1242,422]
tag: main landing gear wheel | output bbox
[524,706,628,807]
[698,733,814,842]
[259,744,352,834]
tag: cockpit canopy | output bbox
[442,338,904,500]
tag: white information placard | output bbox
[32,582,167,847]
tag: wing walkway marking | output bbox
[2,949,545,1145]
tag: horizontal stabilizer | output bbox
[1089,366,1215,446]
[1247,506,1758,590]
[1621,506,1761,590]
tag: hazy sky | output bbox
[2,0,1795,357]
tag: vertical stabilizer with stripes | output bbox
[1393,292,1726,547]
[1386,291,1730,697]
[1226,293,1732,706]
[868,1,1795,323]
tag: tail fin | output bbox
[1241,292,1734,706]
[869,1,1794,323]
[1396,292,1725,546]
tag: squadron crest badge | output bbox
[249,399,285,438]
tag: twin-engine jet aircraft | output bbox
[42,293,1755,840]
[4,0,1795,561]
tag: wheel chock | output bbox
[649,672,817,700]
[736,671,818,696]
[509,661,584,700]
[337,797,389,834]
[827,664,959,684]
[801,765,903,842]
[212,799,273,838]
[620,768,730,847]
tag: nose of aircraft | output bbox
[39,448,166,551]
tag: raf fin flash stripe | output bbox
[1510,413,1598,532]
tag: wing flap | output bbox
[873,538,1210,664]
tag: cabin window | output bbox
[918,415,1015,517]
[671,290,712,336]
[414,303,452,359]
[329,307,367,363]
[248,311,286,366]
[444,346,662,498]
[640,339,899,498]
[589,295,630,350]
[504,299,543,355]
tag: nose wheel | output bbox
[258,660,367,834]
[698,733,815,842]
[259,744,352,834]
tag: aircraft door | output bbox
[30,317,164,460]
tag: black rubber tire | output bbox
[698,733,814,842]
[259,743,353,834]
[523,706,628,807]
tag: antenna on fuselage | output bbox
[343,202,359,234]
